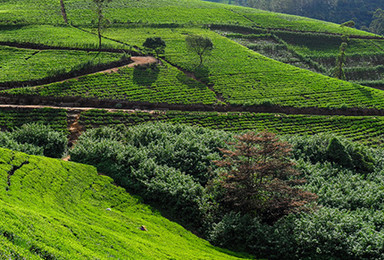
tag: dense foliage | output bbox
[207,0,383,32]
[0,148,248,259]
[0,123,67,158]
[79,109,384,147]
[70,123,232,228]
[69,123,384,259]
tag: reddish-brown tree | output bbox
[214,131,317,223]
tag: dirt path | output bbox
[63,56,156,81]
[47,56,157,85]
[96,56,158,74]
[127,56,158,68]
[0,104,156,113]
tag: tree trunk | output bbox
[60,0,68,24]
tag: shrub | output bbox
[289,134,375,174]
[0,132,43,156]
[143,37,166,57]
[10,124,67,158]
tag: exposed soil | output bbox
[0,56,158,90]
[67,112,83,147]
[128,56,158,68]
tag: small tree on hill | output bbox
[332,41,348,80]
[214,131,317,223]
[340,20,355,28]
[92,0,112,49]
[186,35,213,66]
[143,37,166,58]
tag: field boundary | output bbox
[1,94,384,116]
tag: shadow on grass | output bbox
[133,65,160,87]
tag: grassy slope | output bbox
[0,147,250,259]
[0,108,68,132]
[10,27,384,108]
[0,46,124,83]
[2,0,384,108]
[8,61,219,105]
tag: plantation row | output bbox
[222,30,384,87]
[0,45,125,85]
[6,62,219,105]
[0,108,67,133]
[9,27,384,109]
[79,109,384,147]
[0,0,375,37]
[0,25,129,50]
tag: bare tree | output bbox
[214,131,317,223]
[92,0,112,49]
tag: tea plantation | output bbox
[2,0,384,258]
[0,147,250,259]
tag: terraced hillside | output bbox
[2,0,384,257]
[79,109,384,147]
[0,147,249,259]
[1,0,384,110]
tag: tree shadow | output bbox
[194,65,210,82]
[132,65,160,87]
[176,65,211,89]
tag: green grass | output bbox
[229,5,377,36]
[79,109,384,147]
[0,45,125,84]
[0,147,251,259]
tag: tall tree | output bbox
[332,41,348,80]
[214,131,317,223]
[369,9,384,35]
[92,0,112,49]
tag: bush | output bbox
[0,131,43,156]
[69,123,227,226]
[288,134,375,174]
[11,123,67,158]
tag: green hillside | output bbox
[204,0,382,32]
[2,0,384,109]
[0,147,249,259]
[79,109,384,147]
[3,0,384,258]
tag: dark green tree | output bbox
[369,9,384,35]
[92,0,112,49]
[186,35,214,66]
[143,37,166,58]
[341,20,355,28]
[332,41,348,80]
